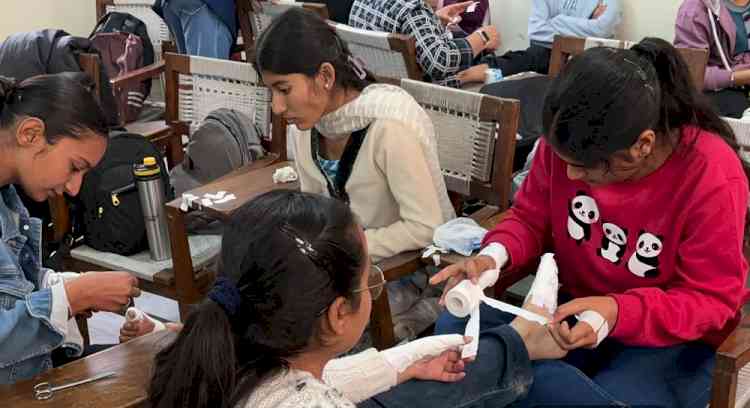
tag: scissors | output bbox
[33,371,116,400]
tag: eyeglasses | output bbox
[352,264,386,300]
[316,264,386,316]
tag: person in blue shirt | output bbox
[0,73,140,384]
[459,0,623,84]
[154,0,237,59]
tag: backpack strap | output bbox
[310,126,369,204]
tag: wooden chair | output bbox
[547,35,708,91]
[367,79,520,349]
[237,1,329,60]
[55,53,287,319]
[329,22,422,85]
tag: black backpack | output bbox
[76,133,174,255]
[90,11,155,99]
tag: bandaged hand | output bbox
[430,242,508,304]
[383,335,470,383]
[550,296,617,350]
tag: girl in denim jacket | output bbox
[0,73,140,384]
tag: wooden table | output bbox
[167,158,300,220]
[0,330,177,408]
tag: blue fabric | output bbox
[0,185,65,384]
[729,10,750,54]
[359,325,534,408]
[317,157,340,182]
[434,301,715,408]
[207,277,242,316]
[204,0,237,37]
[163,0,234,59]
[528,0,622,47]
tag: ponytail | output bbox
[254,7,376,91]
[148,191,365,408]
[0,73,107,143]
[543,37,747,174]
[148,301,239,408]
[631,38,742,161]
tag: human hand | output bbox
[477,26,500,51]
[119,308,181,343]
[591,2,607,19]
[430,255,498,305]
[436,1,475,26]
[65,272,140,315]
[404,349,468,382]
[383,334,470,376]
[457,64,489,84]
[549,296,618,350]
[119,314,156,343]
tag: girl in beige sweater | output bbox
[256,7,456,341]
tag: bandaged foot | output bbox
[523,253,559,315]
[445,267,548,359]
[125,307,166,333]
[382,334,467,373]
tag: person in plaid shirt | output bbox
[349,0,499,87]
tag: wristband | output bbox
[478,30,490,45]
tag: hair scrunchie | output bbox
[208,277,243,316]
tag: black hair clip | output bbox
[623,58,648,82]
[279,224,318,258]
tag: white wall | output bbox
[0,0,684,50]
[0,1,96,41]
[490,0,684,53]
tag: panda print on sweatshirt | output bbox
[567,191,600,245]
[598,222,628,265]
[627,231,664,278]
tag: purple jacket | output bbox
[674,0,750,90]
[443,0,489,33]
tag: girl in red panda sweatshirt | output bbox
[433,37,749,408]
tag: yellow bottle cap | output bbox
[143,157,157,166]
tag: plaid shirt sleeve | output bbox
[402,7,474,88]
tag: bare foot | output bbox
[509,303,566,360]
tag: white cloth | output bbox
[523,253,559,315]
[323,348,397,403]
[243,348,396,408]
[125,307,167,332]
[42,271,84,354]
[273,166,298,183]
[445,257,551,359]
[478,242,509,270]
[381,334,466,372]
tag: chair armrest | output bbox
[717,313,750,370]
[479,209,510,230]
[111,60,167,89]
[377,250,422,282]
[711,313,750,408]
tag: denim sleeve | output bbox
[366,325,533,407]
[0,288,64,368]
